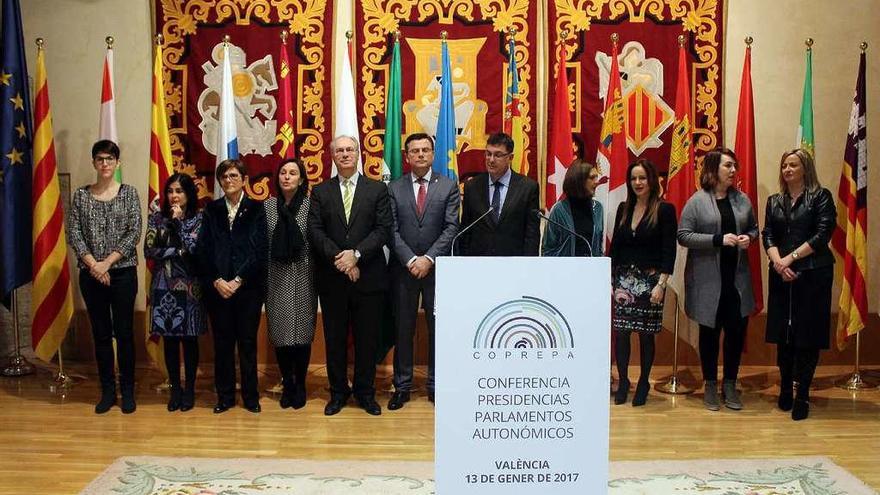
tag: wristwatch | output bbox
[791,250,800,260]
[354,249,361,261]
[234,276,243,284]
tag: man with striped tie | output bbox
[308,135,393,416]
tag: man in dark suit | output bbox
[197,159,268,414]
[387,133,460,409]
[460,132,540,256]
[308,135,392,416]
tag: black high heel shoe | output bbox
[167,387,181,412]
[632,378,650,407]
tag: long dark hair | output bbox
[618,159,661,229]
[274,158,309,201]
[161,173,198,219]
[562,159,597,200]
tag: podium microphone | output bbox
[532,209,593,257]
[451,206,494,256]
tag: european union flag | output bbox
[431,37,458,182]
[0,0,33,306]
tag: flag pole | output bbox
[2,289,35,376]
[834,41,875,391]
[655,34,694,396]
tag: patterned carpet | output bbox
[81,455,877,494]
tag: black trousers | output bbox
[207,288,263,407]
[392,271,435,393]
[699,316,748,382]
[777,341,821,399]
[164,336,199,390]
[79,267,138,391]
[320,288,384,400]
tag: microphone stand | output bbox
[533,209,593,257]
[451,206,494,257]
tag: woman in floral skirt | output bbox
[609,159,677,407]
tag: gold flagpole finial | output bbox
[280,30,288,44]
[860,41,868,52]
[345,30,353,41]
[805,38,814,50]
[508,26,517,38]
[105,36,114,49]
[611,33,619,45]
[394,30,401,42]
[155,33,164,46]
[678,34,686,47]
[223,34,231,46]
[441,31,448,41]
[560,29,569,41]
[35,37,44,49]
[745,36,753,46]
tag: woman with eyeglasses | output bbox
[68,140,142,414]
[677,148,759,412]
[608,159,677,407]
[264,158,317,410]
[144,173,206,412]
[197,159,268,414]
[762,148,835,421]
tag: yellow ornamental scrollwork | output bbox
[417,0,477,23]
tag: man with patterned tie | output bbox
[460,132,540,256]
[308,135,393,416]
[387,133,460,409]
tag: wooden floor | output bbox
[1,364,879,494]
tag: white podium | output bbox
[435,256,611,494]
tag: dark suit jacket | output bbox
[308,174,392,294]
[388,173,460,269]
[196,195,268,293]
[460,171,540,256]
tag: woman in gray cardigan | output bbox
[677,148,758,412]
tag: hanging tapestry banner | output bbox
[355,0,539,181]
[154,0,333,199]
[548,0,724,184]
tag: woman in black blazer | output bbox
[197,159,267,414]
[762,148,836,421]
[609,159,677,407]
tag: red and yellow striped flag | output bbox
[831,50,868,350]
[145,37,174,373]
[31,41,73,362]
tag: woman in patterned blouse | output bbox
[144,173,206,412]
[68,140,142,414]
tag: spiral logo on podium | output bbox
[474,296,574,349]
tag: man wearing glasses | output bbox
[460,132,540,256]
[308,135,393,416]
[386,133,460,409]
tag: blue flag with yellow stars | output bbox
[0,0,33,307]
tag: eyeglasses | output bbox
[94,155,117,164]
[485,151,512,160]
[221,173,242,181]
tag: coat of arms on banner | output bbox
[403,37,489,152]
[596,42,673,156]
[198,42,278,158]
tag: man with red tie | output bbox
[387,133,460,409]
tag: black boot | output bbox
[614,378,630,405]
[167,385,181,412]
[292,382,307,410]
[120,384,137,414]
[180,385,195,412]
[778,382,794,411]
[279,379,294,409]
[95,385,116,414]
[792,386,810,420]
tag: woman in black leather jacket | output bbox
[762,148,836,421]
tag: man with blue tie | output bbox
[387,133,460,409]
[460,132,540,256]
